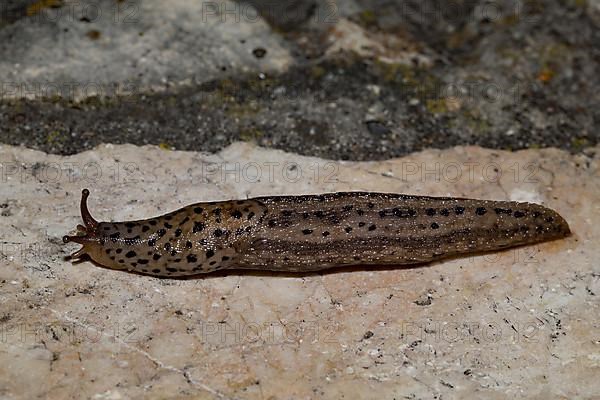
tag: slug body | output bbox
[64,189,570,277]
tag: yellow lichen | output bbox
[26,0,62,16]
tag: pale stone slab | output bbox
[0,143,597,399]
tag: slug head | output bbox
[63,189,104,261]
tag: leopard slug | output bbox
[63,189,570,277]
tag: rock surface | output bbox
[1,0,598,158]
[0,142,597,398]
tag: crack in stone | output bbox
[44,307,233,399]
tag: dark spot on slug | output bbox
[193,222,205,233]
[232,210,243,219]
[358,222,366,227]
[149,220,157,226]
[187,254,197,263]
[494,208,512,215]
[455,206,465,215]
[322,231,330,237]
[186,241,193,249]
[431,222,440,229]
[475,207,487,216]
[153,254,161,260]
[105,249,111,254]
[164,215,172,221]
[194,207,203,214]
[268,219,277,227]
[116,249,122,254]
[175,229,182,237]
[125,222,135,228]
[109,232,120,240]
[367,202,374,208]
[282,210,293,217]
[166,268,177,273]
[440,209,450,216]
[164,243,171,251]
[533,211,541,218]
[379,210,386,218]
[125,251,136,258]
[222,256,230,261]
[142,226,150,233]
[212,208,221,216]
[164,223,173,229]
[343,205,353,212]
[345,227,353,233]
[426,208,436,216]
[157,229,167,237]
[368,224,376,231]
[148,238,156,247]
[302,229,313,235]
[357,209,364,216]
[514,211,525,218]
[213,229,223,237]
[314,210,325,218]
[206,249,215,258]
[247,211,255,220]
[153,269,161,274]
[137,259,149,264]
[179,216,190,226]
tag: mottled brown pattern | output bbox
[64,189,570,277]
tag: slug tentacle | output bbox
[63,190,571,277]
[63,188,101,259]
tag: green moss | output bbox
[356,10,377,28]
[571,137,588,149]
[46,130,64,144]
[460,109,492,134]
[426,99,449,114]
[310,65,326,79]
[239,128,265,142]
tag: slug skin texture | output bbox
[64,189,570,277]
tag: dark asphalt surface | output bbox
[0,0,598,160]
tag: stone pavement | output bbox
[0,142,597,399]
